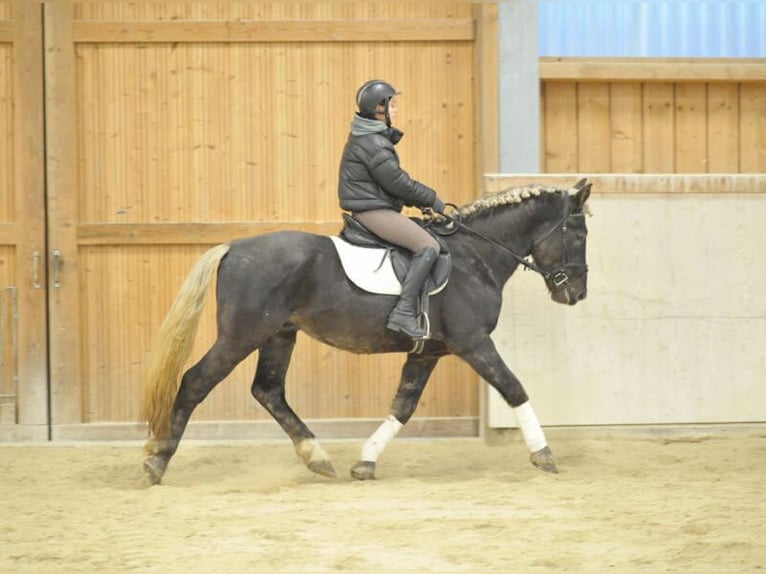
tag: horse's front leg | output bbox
[351,353,439,480]
[459,337,558,473]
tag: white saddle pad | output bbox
[329,236,447,296]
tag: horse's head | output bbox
[529,179,591,305]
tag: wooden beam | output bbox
[77,222,344,245]
[14,4,48,428]
[73,19,475,43]
[541,58,766,83]
[484,174,766,194]
[45,2,83,426]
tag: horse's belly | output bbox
[294,318,407,354]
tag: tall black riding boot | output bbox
[386,247,439,339]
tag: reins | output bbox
[426,193,585,291]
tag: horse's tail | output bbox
[139,243,231,440]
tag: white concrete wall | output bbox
[489,189,766,426]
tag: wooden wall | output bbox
[540,58,766,173]
[42,2,498,439]
[0,4,47,437]
[4,5,763,440]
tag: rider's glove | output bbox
[432,197,447,215]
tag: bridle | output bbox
[430,193,587,293]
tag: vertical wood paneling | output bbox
[77,41,475,224]
[80,243,478,423]
[675,83,708,172]
[610,82,643,172]
[67,3,481,426]
[740,83,766,173]
[642,83,675,173]
[542,71,765,174]
[0,43,11,222]
[707,83,740,172]
[543,82,578,171]
[577,82,611,172]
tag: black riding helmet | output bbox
[356,80,400,126]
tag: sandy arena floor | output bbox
[0,428,764,573]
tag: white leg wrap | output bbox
[361,415,403,462]
[513,401,548,452]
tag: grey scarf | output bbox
[350,115,388,136]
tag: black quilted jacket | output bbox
[337,124,438,213]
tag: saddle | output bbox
[332,213,452,296]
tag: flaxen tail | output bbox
[139,243,231,440]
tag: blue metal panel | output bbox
[538,1,766,57]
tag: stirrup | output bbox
[408,313,431,354]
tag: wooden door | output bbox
[0,4,48,440]
[44,3,496,440]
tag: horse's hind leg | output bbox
[251,326,335,478]
[144,339,254,484]
[351,353,439,480]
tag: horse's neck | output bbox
[471,196,556,254]
[455,196,559,281]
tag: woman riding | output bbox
[337,80,448,339]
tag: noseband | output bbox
[432,193,587,293]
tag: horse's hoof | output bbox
[295,439,335,478]
[143,457,167,486]
[307,459,337,478]
[530,446,559,474]
[350,461,376,480]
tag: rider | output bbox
[338,80,448,339]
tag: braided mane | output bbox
[427,185,571,225]
[459,185,564,219]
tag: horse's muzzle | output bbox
[551,282,587,306]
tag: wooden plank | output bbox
[609,82,643,173]
[45,3,83,426]
[541,58,766,83]
[0,222,16,244]
[77,222,344,245]
[0,21,12,43]
[740,83,766,173]
[642,83,675,173]
[483,174,766,194]
[674,83,708,172]
[542,82,578,172]
[707,83,740,172]
[576,82,611,172]
[13,4,48,428]
[73,19,475,43]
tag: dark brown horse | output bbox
[140,180,592,484]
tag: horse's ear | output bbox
[573,178,588,190]
[573,182,592,211]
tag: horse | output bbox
[140,179,592,484]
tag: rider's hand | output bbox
[432,198,447,215]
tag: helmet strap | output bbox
[383,99,392,127]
